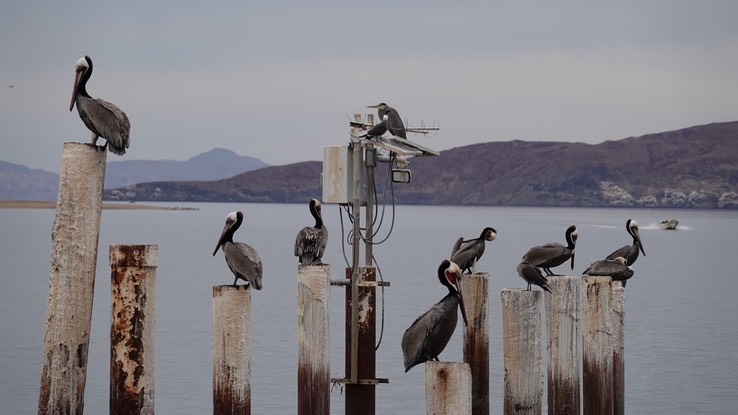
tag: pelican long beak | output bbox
[636,233,646,256]
[457,280,468,326]
[367,103,381,109]
[69,70,81,111]
[570,251,575,270]
[213,222,230,256]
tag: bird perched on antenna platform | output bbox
[367,102,406,139]
[69,55,130,156]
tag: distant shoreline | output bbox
[0,200,198,211]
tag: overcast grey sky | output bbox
[2,1,736,172]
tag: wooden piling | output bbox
[425,361,472,415]
[461,272,489,415]
[110,244,157,415]
[582,276,613,415]
[345,267,376,415]
[39,142,106,415]
[612,281,625,415]
[297,264,331,415]
[501,289,543,415]
[544,276,581,415]
[212,285,252,415]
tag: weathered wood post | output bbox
[545,276,580,415]
[345,267,377,415]
[39,142,106,415]
[297,264,331,415]
[611,281,625,415]
[212,285,252,415]
[425,361,472,415]
[461,272,489,415]
[110,244,157,415]
[501,289,543,415]
[582,276,613,415]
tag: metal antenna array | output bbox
[324,112,439,414]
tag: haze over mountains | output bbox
[2,122,737,208]
[0,148,267,200]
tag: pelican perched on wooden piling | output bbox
[368,102,406,139]
[450,227,497,274]
[521,225,578,276]
[606,219,645,266]
[213,211,263,289]
[69,55,130,156]
[294,199,328,265]
[401,260,468,372]
[583,256,634,286]
[516,261,553,292]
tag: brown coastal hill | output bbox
[105,121,738,208]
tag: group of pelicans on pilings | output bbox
[209,197,646,374]
[68,54,647,376]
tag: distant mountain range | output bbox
[103,121,738,209]
[0,148,268,200]
[3,122,737,208]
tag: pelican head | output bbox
[440,260,468,326]
[627,219,646,256]
[483,227,497,242]
[213,211,242,256]
[70,55,92,111]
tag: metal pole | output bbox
[461,273,489,415]
[582,276,614,415]
[425,361,472,415]
[212,285,251,415]
[345,267,377,415]
[365,142,375,266]
[501,289,543,415]
[350,139,362,384]
[545,276,581,415]
[110,244,157,415]
[297,264,331,415]
[39,142,106,415]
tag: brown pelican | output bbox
[294,199,328,265]
[450,227,497,274]
[516,261,552,292]
[213,211,263,289]
[521,225,578,276]
[69,55,130,156]
[368,102,406,139]
[606,219,645,266]
[360,113,388,139]
[583,256,634,286]
[401,260,467,372]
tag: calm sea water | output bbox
[1,203,737,414]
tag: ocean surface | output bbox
[1,203,737,414]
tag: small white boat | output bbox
[660,219,679,230]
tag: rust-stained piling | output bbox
[39,142,106,415]
[297,264,330,415]
[545,276,581,415]
[213,285,251,415]
[612,281,625,415]
[461,272,489,415]
[425,361,472,415]
[502,289,543,415]
[345,267,376,415]
[110,244,157,415]
[582,276,613,415]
